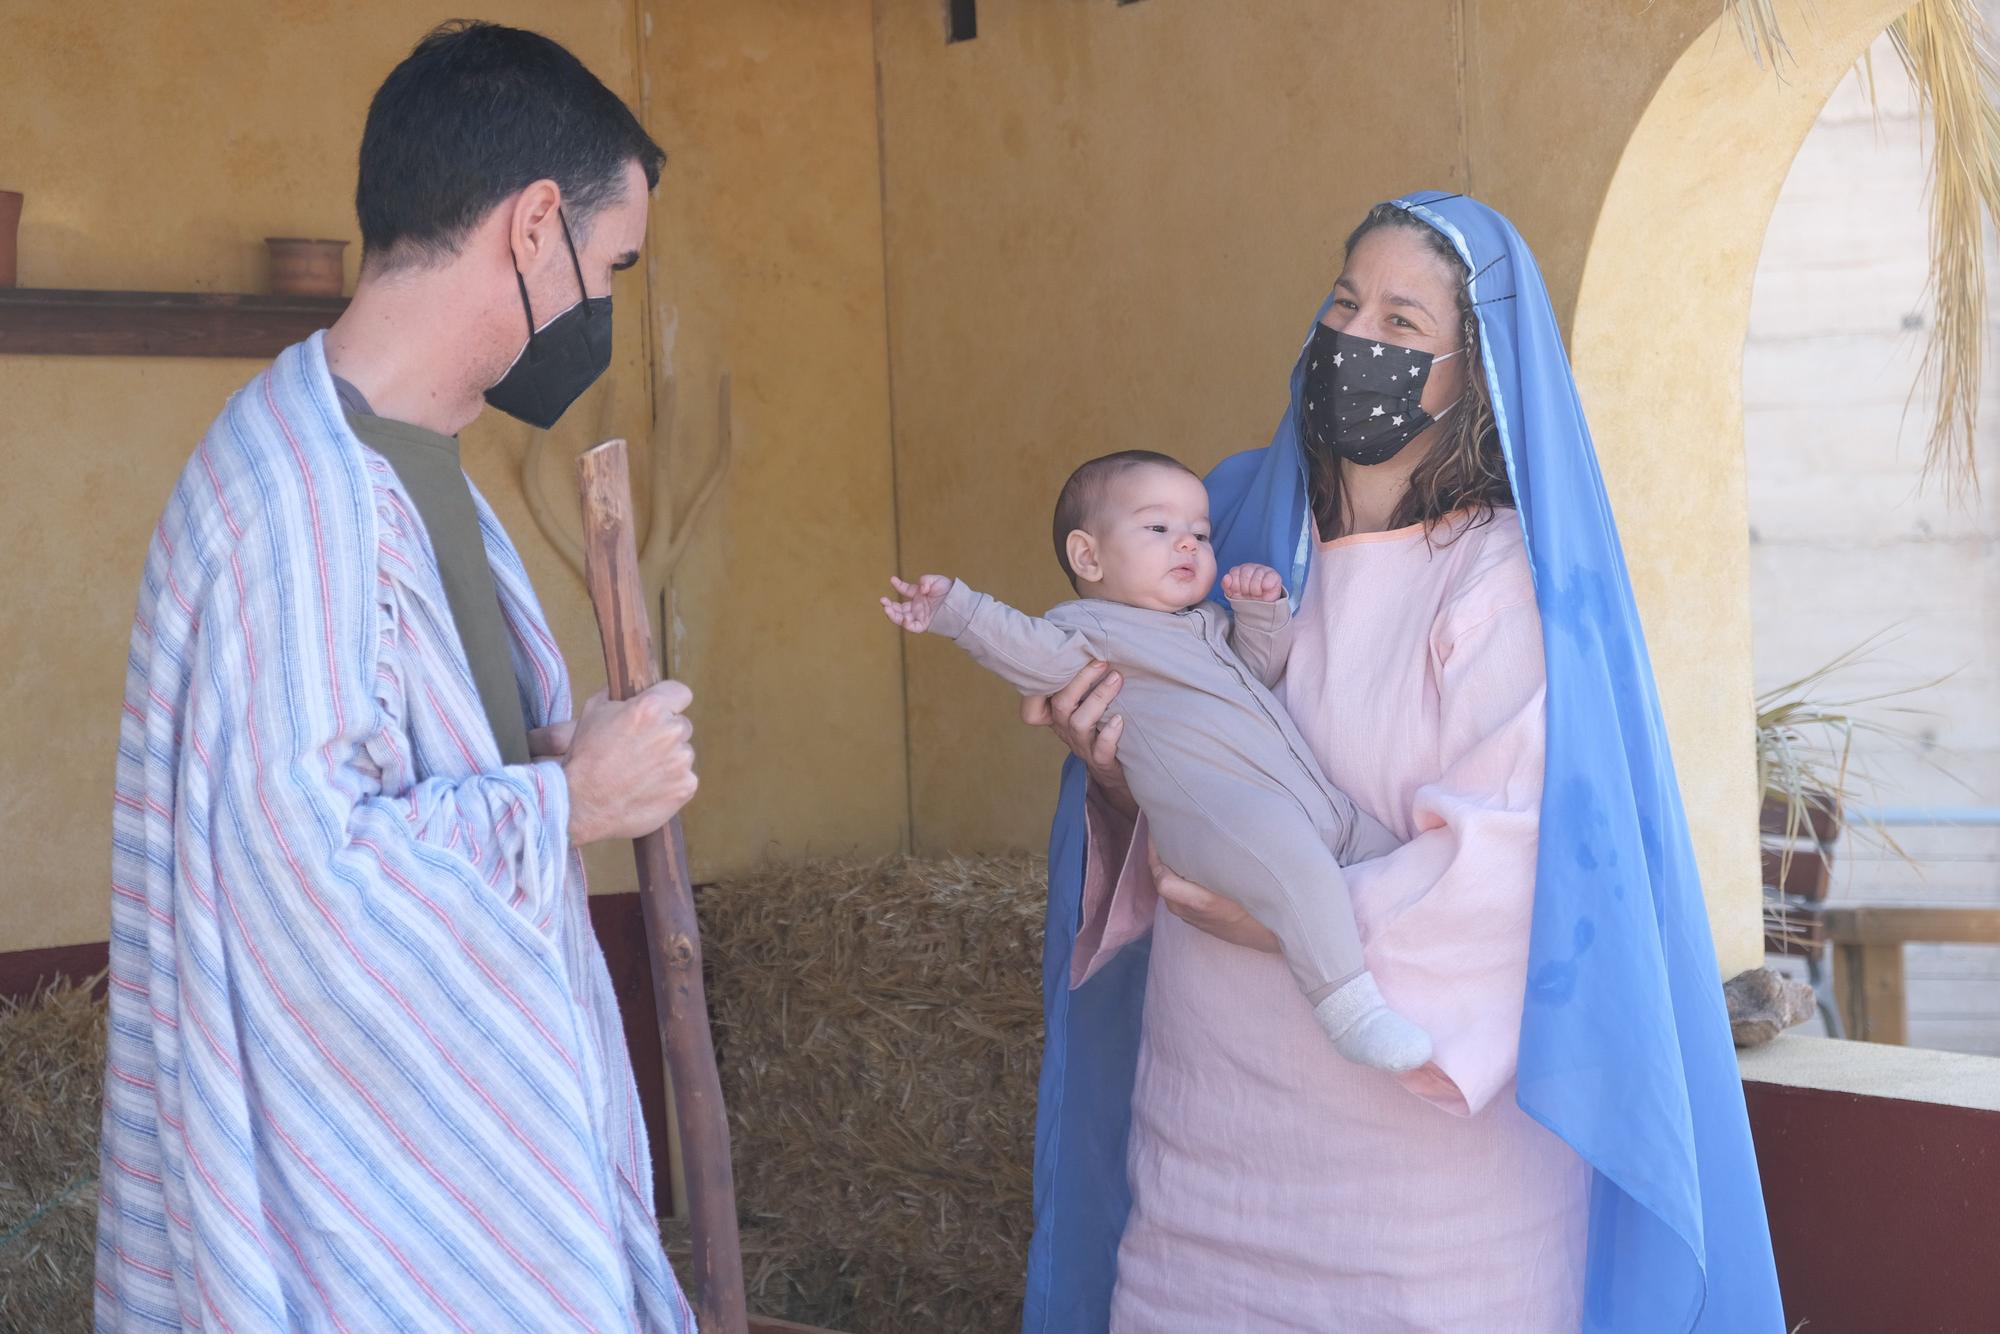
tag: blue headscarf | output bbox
[1021,193,1785,1333]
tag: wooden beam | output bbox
[0,288,346,358]
[1823,906,2000,947]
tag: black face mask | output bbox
[484,211,613,430]
[1299,323,1463,467]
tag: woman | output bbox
[1019,195,1785,1332]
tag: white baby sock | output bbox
[1313,972,1434,1073]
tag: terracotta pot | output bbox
[0,191,22,288]
[264,237,348,298]
[1761,843,1832,902]
[1758,791,1841,844]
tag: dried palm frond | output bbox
[1726,0,1995,493]
[1887,0,2000,493]
[1756,629,1963,883]
[1728,0,1796,70]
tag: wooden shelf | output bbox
[0,288,347,359]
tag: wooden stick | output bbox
[577,438,748,1334]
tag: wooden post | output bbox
[1863,944,1908,1046]
[1834,939,1908,1045]
[577,438,749,1334]
[1834,940,1864,1039]
[1851,943,1908,1046]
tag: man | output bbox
[98,23,698,1331]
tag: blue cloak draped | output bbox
[1021,193,1786,1333]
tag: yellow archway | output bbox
[1571,0,1915,974]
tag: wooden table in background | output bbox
[1826,906,2000,1045]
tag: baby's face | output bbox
[1084,465,1217,611]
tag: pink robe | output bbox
[1078,513,1590,1332]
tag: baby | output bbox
[882,449,1432,1072]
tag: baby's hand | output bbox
[881,575,952,633]
[1221,563,1285,602]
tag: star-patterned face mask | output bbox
[1299,323,1464,467]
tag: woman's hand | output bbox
[1148,840,1282,953]
[1021,660,1136,817]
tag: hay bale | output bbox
[673,854,1048,1334]
[0,980,105,1334]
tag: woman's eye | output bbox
[1392,315,1414,329]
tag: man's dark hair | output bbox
[356,21,667,269]
[1052,450,1199,588]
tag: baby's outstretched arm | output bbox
[880,575,1102,697]
[1221,563,1294,689]
[881,574,953,633]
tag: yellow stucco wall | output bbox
[2,0,1904,979]
[635,0,908,880]
[0,0,908,953]
[877,0,1469,854]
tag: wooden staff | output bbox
[577,438,748,1334]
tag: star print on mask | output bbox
[1299,323,1465,466]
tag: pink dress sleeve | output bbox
[1344,592,1547,1118]
[1071,788,1163,988]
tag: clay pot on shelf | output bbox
[0,191,23,288]
[264,237,348,298]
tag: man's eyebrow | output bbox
[612,250,642,272]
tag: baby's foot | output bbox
[1313,972,1433,1073]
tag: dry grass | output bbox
[0,979,104,1334]
[667,854,1047,1334]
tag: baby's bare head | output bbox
[1052,451,1216,611]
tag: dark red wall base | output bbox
[0,891,672,1216]
[1745,1077,2000,1333]
[0,937,110,998]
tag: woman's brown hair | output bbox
[1309,203,1513,544]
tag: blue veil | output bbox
[1021,193,1785,1333]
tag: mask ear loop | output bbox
[556,208,596,324]
[511,263,539,345]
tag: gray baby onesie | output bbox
[929,579,1399,996]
